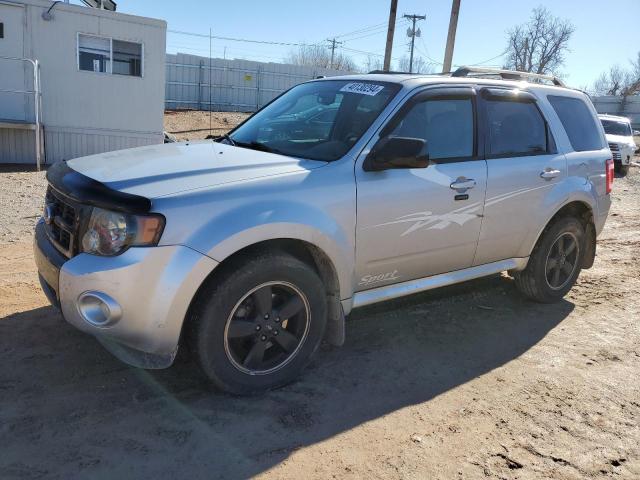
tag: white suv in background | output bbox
[599,114,637,175]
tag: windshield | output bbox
[601,119,632,136]
[227,80,401,161]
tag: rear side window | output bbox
[548,96,603,151]
[486,100,547,156]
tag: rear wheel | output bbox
[514,217,585,303]
[188,252,327,394]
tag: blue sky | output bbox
[115,0,638,88]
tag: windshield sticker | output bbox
[339,82,385,96]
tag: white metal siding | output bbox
[1,0,166,164]
[0,129,34,163]
[592,95,640,129]
[166,53,347,112]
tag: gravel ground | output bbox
[0,166,47,245]
[164,110,250,141]
[0,160,639,479]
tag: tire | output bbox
[188,252,327,395]
[614,161,621,173]
[620,164,630,176]
[514,217,585,303]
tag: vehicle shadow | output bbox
[0,274,573,479]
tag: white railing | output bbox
[0,56,43,169]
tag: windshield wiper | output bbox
[215,133,236,146]
[235,141,282,155]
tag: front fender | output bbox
[184,200,355,300]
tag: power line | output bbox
[342,46,401,61]
[167,21,415,68]
[468,50,508,66]
[333,21,389,39]
[168,29,323,47]
[418,36,443,65]
[340,18,409,42]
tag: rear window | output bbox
[548,96,603,152]
[486,100,547,156]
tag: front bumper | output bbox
[34,220,218,368]
[618,145,635,165]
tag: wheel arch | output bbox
[184,238,347,348]
[530,199,597,269]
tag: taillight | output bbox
[605,158,614,194]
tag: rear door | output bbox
[473,87,567,265]
[355,86,488,290]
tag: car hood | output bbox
[605,134,634,146]
[67,141,327,198]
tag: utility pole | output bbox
[442,0,461,73]
[403,13,425,73]
[327,38,343,69]
[383,0,398,72]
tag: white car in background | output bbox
[599,114,637,175]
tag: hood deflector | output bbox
[46,161,151,214]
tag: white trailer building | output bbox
[0,0,166,165]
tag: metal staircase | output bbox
[0,55,43,169]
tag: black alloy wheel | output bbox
[544,232,580,290]
[224,281,310,375]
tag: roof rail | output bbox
[368,70,412,75]
[451,66,565,87]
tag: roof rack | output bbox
[368,70,412,75]
[451,66,565,87]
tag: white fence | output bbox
[591,96,640,128]
[165,53,346,112]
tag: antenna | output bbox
[209,27,212,136]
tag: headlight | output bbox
[81,207,165,256]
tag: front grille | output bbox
[608,142,622,161]
[44,186,81,258]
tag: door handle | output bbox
[450,178,476,190]
[540,169,561,180]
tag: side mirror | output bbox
[363,136,429,172]
[633,130,640,136]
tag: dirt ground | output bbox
[1,160,640,479]
[164,110,250,141]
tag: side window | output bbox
[78,34,111,73]
[112,40,142,77]
[548,96,603,151]
[390,97,474,160]
[78,34,143,77]
[486,100,547,156]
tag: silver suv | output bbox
[34,67,613,394]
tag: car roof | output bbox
[314,72,578,95]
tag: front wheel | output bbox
[620,164,630,176]
[188,252,327,394]
[514,217,585,303]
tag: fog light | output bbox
[77,291,122,327]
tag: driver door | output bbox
[354,87,487,291]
